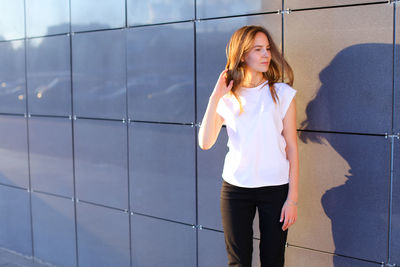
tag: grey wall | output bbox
[0,0,398,267]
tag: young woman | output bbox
[198,25,299,267]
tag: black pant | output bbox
[220,180,289,267]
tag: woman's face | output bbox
[243,32,271,74]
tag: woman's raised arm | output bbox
[198,70,233,150]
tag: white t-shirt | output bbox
[216,81,296,188]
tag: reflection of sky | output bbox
[196,0,262,11]
[29,38,44,48]
[10,40,24,50]
[72,0,124,30]
[0,1,24,40]
[26,0,69,38]
[128,0,195,25]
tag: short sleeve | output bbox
[216,97,227,120]
[217,97,233,126]
[278,83,297,119]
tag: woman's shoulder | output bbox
[216,92,239,115]
[219,92,235,102]
[217,92,235,108]
[273,82,295,91]
[273,82,296,96]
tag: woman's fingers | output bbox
[219,69,228,79]
[227,80,234,91]
[280,206,288,231]
[281,205,297,231]
[214,70,233,96]
[280,206,285,223]
[282,216,292,231]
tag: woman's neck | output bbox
[242,71,265,88]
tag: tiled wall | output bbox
[0,1,398,266]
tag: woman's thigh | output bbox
[220,181,257,267]
[256,183,289,267]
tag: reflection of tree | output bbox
[299,44,394,265]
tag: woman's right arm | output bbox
[198,70,233,150]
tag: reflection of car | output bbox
[73,72,126,100]
[127,72,191,98]
[28,71,70,97]
[25,71,72,114]
[127,72,194,122]
[0,78,26,114]
[0,40,26,111]
[0,79,25,97]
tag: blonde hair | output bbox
[225,25,294,114]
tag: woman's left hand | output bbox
[280,200,298,231]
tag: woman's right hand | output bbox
[212,69,234,99]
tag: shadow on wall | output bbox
[299,44,396,265]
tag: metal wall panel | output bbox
[127,0,194,26]
[198,229,226,267]
[393,5,400,262]
[26,0,70,38]
[27,35,71,116]
[291,132,389,262]
[131,214,196,267]
[196,14,282,123]
[29,117,73,197]
[0,40,26,114]
[285,246,381,267]
[0,185,32,256]
[395,4,400,133]
[196,0,281,19]
[127,23,194,123]
[71,0,125,32]
[198,229,261,267]
[285,4,393,134]
[31,192,76,267]
[0,115,29,188]
[72,29,126,120]
[0,0,24,41]
[392,140,400,264]
[285,0,384,10]
[74,119,128,209]
[197,128,228,231]
[76,202,130,267]
[130,123,196,224]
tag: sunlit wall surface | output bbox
[0,1,399,266]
